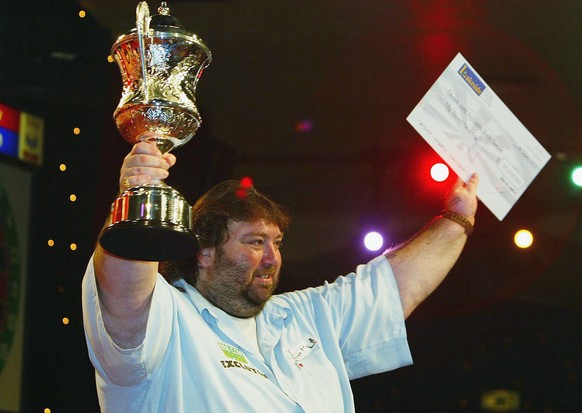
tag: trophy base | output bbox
[99,184,198,261]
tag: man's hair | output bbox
[160,179,291,286]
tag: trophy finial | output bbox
[158,2,170,16]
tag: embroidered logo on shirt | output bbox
[218,342,248,364]
[287,337,318,369]
[217,342,267,379]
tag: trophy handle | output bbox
[136,2,151,101]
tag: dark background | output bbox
[0,0,580,411]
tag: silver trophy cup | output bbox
[100,1,211,261]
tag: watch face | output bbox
[0,182,20,373]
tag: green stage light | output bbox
[571,166,582,187]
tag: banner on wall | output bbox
[0,102,44,166]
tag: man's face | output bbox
[196,219,283,318]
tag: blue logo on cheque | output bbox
[458,63,486,96]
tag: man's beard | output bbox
[200,246,280,318]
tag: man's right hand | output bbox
[119,141,176,193]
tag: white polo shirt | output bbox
[82,255,413,412]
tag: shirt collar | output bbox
[174,279,220,326]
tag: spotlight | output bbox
[363,231,384,252]
[514,229,533,249]
[571,166,582,187]
[430,162,449,182]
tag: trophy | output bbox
[99,1,211,261]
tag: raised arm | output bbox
[94,141,176,348]
[387,173,479,319]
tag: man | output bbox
[82,141,479,412]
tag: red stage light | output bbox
[240,176,253,188]
[430,162,450,182]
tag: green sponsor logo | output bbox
[218,342,248,364]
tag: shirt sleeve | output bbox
[81,254,175,386]
[317,254,413,379]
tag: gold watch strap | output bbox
[440,210,474,236]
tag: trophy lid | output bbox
[149,2,183,30]
[111,1,212,60]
